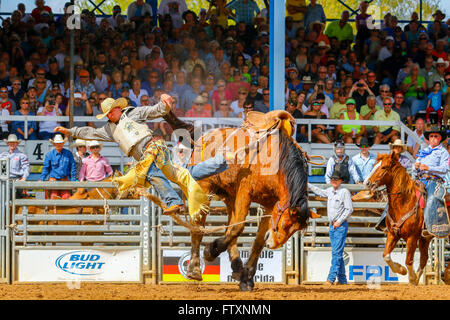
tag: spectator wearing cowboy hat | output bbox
[0,134,30,198]
[79,140,113,182]
[428,58,448,89]
[308,169,353,285]
[185,95,211,118]
[390,139,413,170]
[70,139,89,180]
[40,134,77,199]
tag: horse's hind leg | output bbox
[416,235,432,285]
[405,236,419,285]
[383,233,407,275]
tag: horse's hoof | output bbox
[187,271,203,281]
[399,266,407,275]
[239,281,253,291]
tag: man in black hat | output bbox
[414,126,449,238]
[308,170,353,285]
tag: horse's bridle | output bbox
[272,201,290,233]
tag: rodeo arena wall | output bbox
[0,116,447,285]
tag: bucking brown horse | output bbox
[180,116,311,291]
[360,152,450,285]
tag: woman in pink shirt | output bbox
[79,140,113,182]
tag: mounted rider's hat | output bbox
[423,126,447,141]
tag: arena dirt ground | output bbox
[0,283,448,300]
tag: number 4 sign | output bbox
[25,141,50,163]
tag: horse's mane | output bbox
[278,130,309,224]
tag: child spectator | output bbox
[426,81,443,124]
[79,140,113,182]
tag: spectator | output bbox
[376,84,393,108]
[303,0,326,32]
[37,94,62,140]
[158,0,188,29]
[360,95,381,138]
[28,67,51,89]
[336,98,366,144]
[287,67,302,94]
[9,77,26,108]
[185,95,211,117]
[31,0,53,24]
[226,0,261,27]
[254,87,270,113]
[407,117,426,158]
[392,91,413,127]
[0,134,30,198]
[40,134,76,199]
[0,86,17,114]
[207,0,232,29]
[390,139,413,170]
[307,170,353,285]
[184,48,206,75]
[425,81,443,125]
[428,58,448,89]
[70,139,89,180]
[378,36,395,62]
[129,78,149,107]
[355,1,372,60]
[349,79,374,112]
[92,64,110,94]
[329,89,347,119]
[65,92,93,128]
[419,56,436,87]
[179,76,203,112]
[214,100,237,118]
[127,0,153,29]
[366,71,379,96]
[230,87,249,115]
[79,140,113,182]
[12,97,38,140]
[302,100,330,143]
[401,63,427,116]
[26,87,40,115]
[46,57,65,86]
[142,71,163,98]
[108,71,126,99]
[74,69,96,98]
[325,140,360,184]
[211,78,232,112]
[227,68,250,101]
[325,11,353,43]
[352,137,376,183]
[373,97,401,144]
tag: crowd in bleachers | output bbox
[0,0,449,147]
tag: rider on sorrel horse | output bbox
[363,150,450,285]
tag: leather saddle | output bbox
[243,110,295,137]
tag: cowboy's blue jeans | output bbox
[147,163,184,207]
[188,153,228,181]
[328,221,348,284]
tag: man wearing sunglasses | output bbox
[8,77,25,108]
[373,97,401,144]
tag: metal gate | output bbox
[0,158,10,283]
[9,180,155,284]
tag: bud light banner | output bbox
[18,249,141,282]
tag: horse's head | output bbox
[364,152,399,191]
[264,199,310,249]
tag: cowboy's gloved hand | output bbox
[161,94,173,108]
[54,126,69,135]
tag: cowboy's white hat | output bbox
[96,97,128,119]
[389,139,406,152]
[3,134,21,144]
[49,134,67,144]
[70,139,86,148]
[87,140,103,148]
[433,58,449,68]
